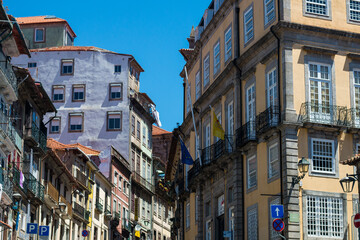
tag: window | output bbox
[35,28,45,42]
[69,113,83,132]
[204,123,211,161]
[28,62,37,68]
[213,41,220,75]
[247,207,258,240]
[154,197,157,216]
[118,176,122,190]
[107,112,122,131]
[244,6,254,44]
[225,27,232,62]
[354,70,360,125]
[229,207,235,238]
[269,198,281,239]
[264,0,275,25]
[119,203,122,216]
[228,187,233,203]
[123,181,126,192]
[305,0,328,16]
[109,83,123,100]
[247,155,257,189]
[267,68,277,108]
[205,201,211,217]
[205,220,211,240]
[137,121,141,139]
[52,86,65,102]
[186,83,191,113]
[61,59,74,75]
[227,101,234,151]
[142,158,146,179]
[350,0,360,22]
[268,143,279,179]
[306,195,343,237]
[186,202,190,229]
[113,199,117,213]
[195,195,199,222]
[195,71,201,100]
[114,172,118,186]
[246,84,256,137]
[158,200,162,219]
[50,117,61,134]
[131,115,136,135]
[203,54,210,87]
[311,138,335,173]
[72,85,85,101]
[114,65,121,73]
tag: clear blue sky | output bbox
[5,0,210,131]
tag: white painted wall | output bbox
[12,50,132,160]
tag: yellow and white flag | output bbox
[212,109,225,140]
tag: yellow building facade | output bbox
[177,0,360,239]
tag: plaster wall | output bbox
[21,25,66,49]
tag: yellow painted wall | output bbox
[184,193,198,239]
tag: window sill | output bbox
[309,171,338,179]
[267,174,280,184]
[107,129,122,132]
[246,185,257,194]
[303,13,331,21]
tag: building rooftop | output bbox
[47,138,101,156]
[341,154,360,166]
[153,125,171,136]
[16,15,77,37]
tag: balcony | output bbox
[59,195,72,218]
[122,218,131,232]
[0,168,13,203]
[0,50,17,103]
[187,160,201,186]
[105,204,111,219]
[0,110,21,152]
[256,105,280,135]
[26,122,48,152]
[24,173,45,203]
[75,169,88,189]
[299,102,348,127]
[114,211,121,219]
[236,121,257,148]
[201,136,234,166]
[44,181,59,206]
[132,171,155,194]
[12,165,26,192]
[95,198,103,212]
[73,201,86,220]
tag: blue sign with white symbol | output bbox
[39,226,50,236]
[26,223,38,234]
[271,204,284,218]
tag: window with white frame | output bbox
[154,197,157,216]
[205,220,212,240]
[35,28,45,42]
[305,0,328,16]
[141,199,145,218]
[306,195,343,237]
[267,68,277,108]
[264,0,275,25]
[61,59,74,75]
[72,85,85,101]
[107,112,122,131]
[246,84,256,137]
[52,85,65,102]
[195,71,201,100]
[186,83,191,113]
[50,117,61,134]
[309,63,331,116]
[142,158,146,179]
[109,83,123,100]
[69,113,83,132]
[137,120,141,139]
[225,27,232,62]
[354,70,360,124]
[186,202,190,228]
[213,41,220,75]
[114,65,121,73]
[247,207,258,240]
[311,138,335,173]
[269,198,281,239]
[247,155,257,189]
[244,6,254,44]
[268,143,279,179]
[350,0,360,22]
[131,115,135,135]
[227,101,234,151]
[204,54,210,87]
[147,162,151,183]
[142,125,147,145]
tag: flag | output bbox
[212,110,225,140]
[180,139,194,165]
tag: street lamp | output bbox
[292,157,310,186]
[339,174,357,193]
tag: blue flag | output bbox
[180,139,194,165]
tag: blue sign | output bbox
[271,204,284,218]
[223,231,232,238]
[272,218,285,232]
[39,226,50,236]
[26,223,38,234]
[82,230,88,237]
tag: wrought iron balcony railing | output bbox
[114,211,121,219]
[201,136,234,165]
[0,168,12,199]
[132,171,154,193]
[0,50,17,94]
[256,105,280,135]
[299,102,348,126]
[75,169,88,187]
[122,218,131,232]
[95,198,103,212]
[236,121,257,148]
[73,202,85,218]
[187,159,201,184]
[45,181,59,204]
[0,111,21,150]
[29,122,48,151]
[24,173,45,202]
[347,108,360,128]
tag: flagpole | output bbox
[184,66,202,166]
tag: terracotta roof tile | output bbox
[30,46,133,56]
[153,125,171,136]
[47,138,100,156]
[179,48,194,61]
[16,16,77,37]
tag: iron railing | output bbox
[200,136,234,165]
[0,110,21,150]
[187,159,201,184]
[0,50,17,93]
[236,121,257,148]
[95,198,103,212]
[114,211,121,219]
[105,204,111,216]
[132,171,155,193]
[348,108,360,128]
[75,169,88,187]
[30,122,48,151]
[122,218,131,232]
[256,105,280,135]
[0,168,12,199]
[73,202,85,218]
[24,173,44,202]
[299,102,348,126]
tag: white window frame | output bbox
[266,68,277,108]
[268,143,279,179]
[264,0,275,25]
[349,0,360,22]
[305,0,329,17]
[247,207,258,240]
[353,69,360,126]
[205,219,212,240]
[224,27,232,62]
[306,195,343,237]
[227,101,234,151]
[247,155,257,189]
[35,28,45,42]
[244,6,254,44]
[310,138,335,174]
[213,41,220,75]
[186,202,190,229]
[195,71,201,100]
[203,55,210,87]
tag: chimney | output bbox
[187,26,195,49]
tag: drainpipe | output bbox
[270,0,284,206]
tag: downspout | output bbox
[270,0,283,205]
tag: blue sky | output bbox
[5,0,210,131]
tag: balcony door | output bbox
[354,70,360,126]
[204,123,211,164]
[309,63,332,123]
[266,68,279,126]
[227,101,234,152]
[246,84,256,138]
